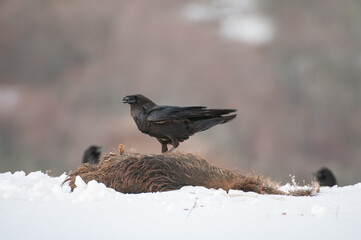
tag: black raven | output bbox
[123,94,237,153]
[82,146,104,164]
[315,167,337,187]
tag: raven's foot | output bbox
[168,138,179,153]
[168,146,178,152]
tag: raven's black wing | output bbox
[146,105,236,121]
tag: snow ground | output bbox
[0,171,360,240]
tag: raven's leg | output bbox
[168,138,179,152]
[161,143,168,153]
[157,138,169,153]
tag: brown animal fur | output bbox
[64,151,319,196]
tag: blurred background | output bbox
[1,0,360,185]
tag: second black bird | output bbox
[123,94,237,153]
[315,167,337,187]
[82,146,103,164]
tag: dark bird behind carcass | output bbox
[82,146,104,164]
[122,94,236,153]
[315,167,337,187]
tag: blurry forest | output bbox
[1,0,361,185]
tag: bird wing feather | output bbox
[147,106,207,121]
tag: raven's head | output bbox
[122,94,142,104]
[82,145,105,164]
[88,145,104,155]
[315,168,331,181]
[122,94,156,107]
[314,167,337,186]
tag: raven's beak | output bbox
[122,96,135,104]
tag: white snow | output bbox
[1,171,360,240]
[183,0,275,45]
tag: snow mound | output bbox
[1,171,360,240]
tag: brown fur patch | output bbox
[64,151,319,196]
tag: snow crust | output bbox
[1,171,360,240]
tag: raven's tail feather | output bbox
[191,114,237,133]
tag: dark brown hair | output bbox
[64,151,318,196]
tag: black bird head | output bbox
[315,167,337,187]
[122,94,156,108]
[82,145,105,164]
[122,94,142,104]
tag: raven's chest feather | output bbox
[133,116,152,134]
